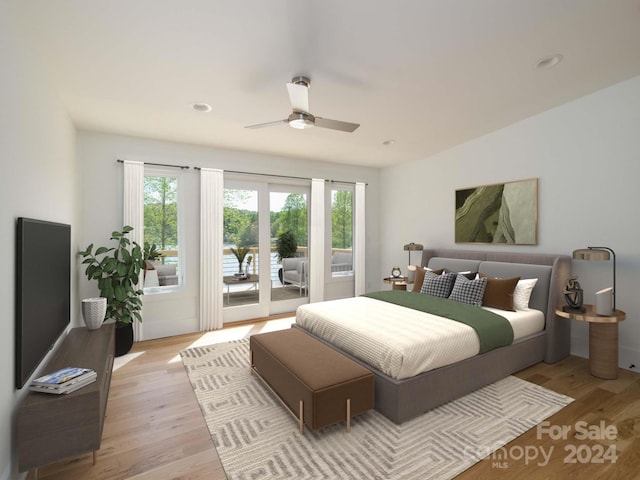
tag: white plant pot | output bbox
[144,269,159,288]
[81,297,107,330]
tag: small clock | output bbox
[391,266,402,278]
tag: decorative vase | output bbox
[115,323,134,356]
[81,297,107,330]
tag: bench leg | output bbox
[346,398,351,433]
[299,400,304,435]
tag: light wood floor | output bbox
[35,316,640,480]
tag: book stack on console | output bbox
[29,367,97,395]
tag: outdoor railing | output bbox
[156,247,352,282]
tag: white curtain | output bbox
[309,178,325,303]
[354,182,366,296]
[200,168,224,330]
[123,160,144,342]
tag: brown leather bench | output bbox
[250,328,374,434]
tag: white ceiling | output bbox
[13,0,640,168]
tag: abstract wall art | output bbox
[455,178,538,245]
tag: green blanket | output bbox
[363,291,514,353]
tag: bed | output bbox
[293,249,571,424]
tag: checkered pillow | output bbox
[421,271,456,297]
[448,274,488,307]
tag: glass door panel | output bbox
[270,187,310,312]
[223,187,261,313]
[330,188,354,278]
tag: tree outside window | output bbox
[144,175,181,287]
[332,190,352,249]
[271,193,308,248]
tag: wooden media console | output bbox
[17,322,115,477]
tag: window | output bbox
[330,187,353,277]
[143,171,183,289]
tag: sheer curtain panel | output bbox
[123,160,145,341]
[354,182,366,296]
[309,179,325,303]
[200,168,224,330]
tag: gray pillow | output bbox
[448,274,488,307]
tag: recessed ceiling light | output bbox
[382,139,396,146]
[191,102,212,113]
[535,54,563,70]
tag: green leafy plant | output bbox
[230,246,251,274]
[276,231,298,262]
[143,242,162,262]
[143,242,162,271]
[78,226,146,326]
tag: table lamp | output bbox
[572,246,616,314]
[403,243,424,267]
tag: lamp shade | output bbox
[572,248,610,261]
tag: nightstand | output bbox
[556,304,626,379]
[383,276,408,291]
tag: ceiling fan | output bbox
[245,76,360,133]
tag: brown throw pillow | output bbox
[412,267,444,292]
[478,273,521,311]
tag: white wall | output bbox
[77,132,381,339]
[380,75,640,371]
[0,3,78,479]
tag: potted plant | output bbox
[230,246,251,277]
[78,226,146,356]
[143,242,162,268]
[276,231,298,284]
[142,242,162,286]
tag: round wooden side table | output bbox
[556,304,626,379]
[383,276,408,291]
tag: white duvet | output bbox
[296,296,544,380]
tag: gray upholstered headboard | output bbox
[420,249,572,363]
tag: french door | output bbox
[223,179,309,323]
[269,185,309,314]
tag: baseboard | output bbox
[619,344,640,372]
[571,335,640,373]
[0,461,26,480]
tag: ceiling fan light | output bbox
[288,112,314,129]
[290,119,313,129]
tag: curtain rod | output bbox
[116,159,190,170]
[194,167,366,186]
[116,160,364,184]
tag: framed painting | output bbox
[455,178,538,245]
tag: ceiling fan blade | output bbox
[286,82,309,113]
[245,119,288,129]
[314,117,360,133]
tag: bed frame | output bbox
[294,249,571,424]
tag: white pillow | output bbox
[513,278,538,310]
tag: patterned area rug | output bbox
[181,339,573,480]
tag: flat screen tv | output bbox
[15,217,71,389]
